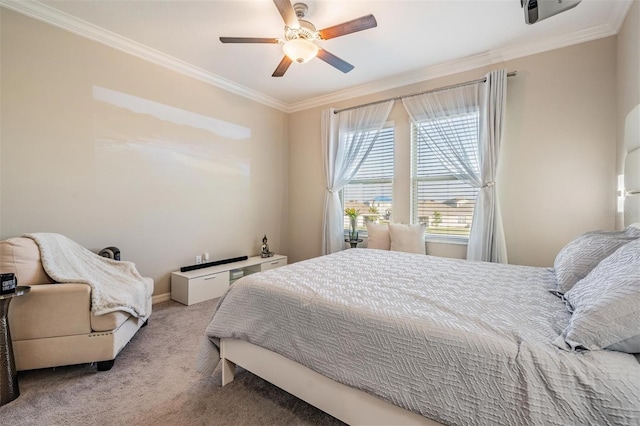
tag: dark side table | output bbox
[1,286,30,406]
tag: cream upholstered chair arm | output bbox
[8,283,92,340]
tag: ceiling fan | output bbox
[220,0,377,77]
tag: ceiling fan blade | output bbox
[272,56,293,77]
[220,37,279,44]
[319,14,377,40]
[317,49,354,73]
[273,0,299,28]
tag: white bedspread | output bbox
[24,233,151,319]
[201,249,640,425]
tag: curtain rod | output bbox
[333,71,517,114]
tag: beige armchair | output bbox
[0,237,153,371]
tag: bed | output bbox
[198,105,640,425]
[199,247,640,425]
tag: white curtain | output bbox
[468,70,508,263]
[402,69,507,263]
[322,101,394,255]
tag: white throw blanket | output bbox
[24,233,151,319]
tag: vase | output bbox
[349,216,358,241]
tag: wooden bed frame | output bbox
[220,338,442,425]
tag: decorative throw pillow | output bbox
[0,237,54,285]
[389,223,426,255]
[554,238,640,353]
[553,227,640,294]
[366,223,390,250]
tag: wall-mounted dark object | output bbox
[99,247,121,261]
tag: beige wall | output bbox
[617,0,640,229]
[0,9,289,296]
[0,5,626,290]
[288,37,618,267]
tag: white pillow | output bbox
[388,223,426,255]
[366,223,390,250]
[553,227,640,294]
[554,238,640,353]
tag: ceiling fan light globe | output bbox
[282,39,318,64]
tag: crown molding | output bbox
[287,17,625,112]
[1,0,632,114]
[0,0,289,112]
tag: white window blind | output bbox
[343,126,395,232]
[411,113,480,239]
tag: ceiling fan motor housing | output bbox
[285,19,317,41]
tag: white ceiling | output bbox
[2,0,632,112]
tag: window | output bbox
[411,112,480,239]
[343,126,395,233]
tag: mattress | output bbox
[200,249,640,425]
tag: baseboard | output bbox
[152,293,171,304]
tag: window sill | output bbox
[425,235,469,246]
[343,233,468,246]
[344,232,369,239]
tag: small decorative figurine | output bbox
[261,234,274,258]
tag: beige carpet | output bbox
[0,298,344,425]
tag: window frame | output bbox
[410,112,480,244]
[341,122,395,236]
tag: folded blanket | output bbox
[24,233,151,319]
